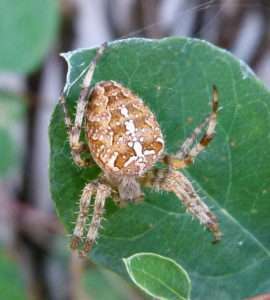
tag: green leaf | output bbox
[0,92,25,179]
[123,253,191,300]
[48,236,141,300]
[49,37,270,299]
[0,249,27,300]
[0,0,59,73]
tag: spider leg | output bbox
[141,168,221,242]
[81,183,111,257]
[59,42,108,167]
[70,182,96,250]
[163,85,218,169]
[176,116,210,160]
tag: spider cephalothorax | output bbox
[59,43,221,257]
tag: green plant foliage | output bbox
[49,37,270,300]
[47,236,142,300]
[0,0,59,73]
[124,253,191,300]
[0,92,25,179]
[0,249,27,300]
[83,266,143,300]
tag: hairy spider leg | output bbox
[141,168,221,242]
[70,182,96,250]
[59,42,108,167]
[164,86,218,169]
[82,183,111,256]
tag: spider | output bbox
[59,42,221,257]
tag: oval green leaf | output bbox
[49,37,270,299]
[0,0,59,73]
[124,253,191,300]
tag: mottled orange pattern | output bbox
[85,81,164,176]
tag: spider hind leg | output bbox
[59,43,108,168]
[165,85,218,170]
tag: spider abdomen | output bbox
[85,81,164,176]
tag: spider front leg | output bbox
[83,183,111,256]
[71,181,111,257]
[141,169,221,242]
[59,42,107,167]
[164,85,218,169]
[70,182,96,250]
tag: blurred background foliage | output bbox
[0,0,270,299]
[0,0,59,72]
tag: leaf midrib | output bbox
[131,265,186,300]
